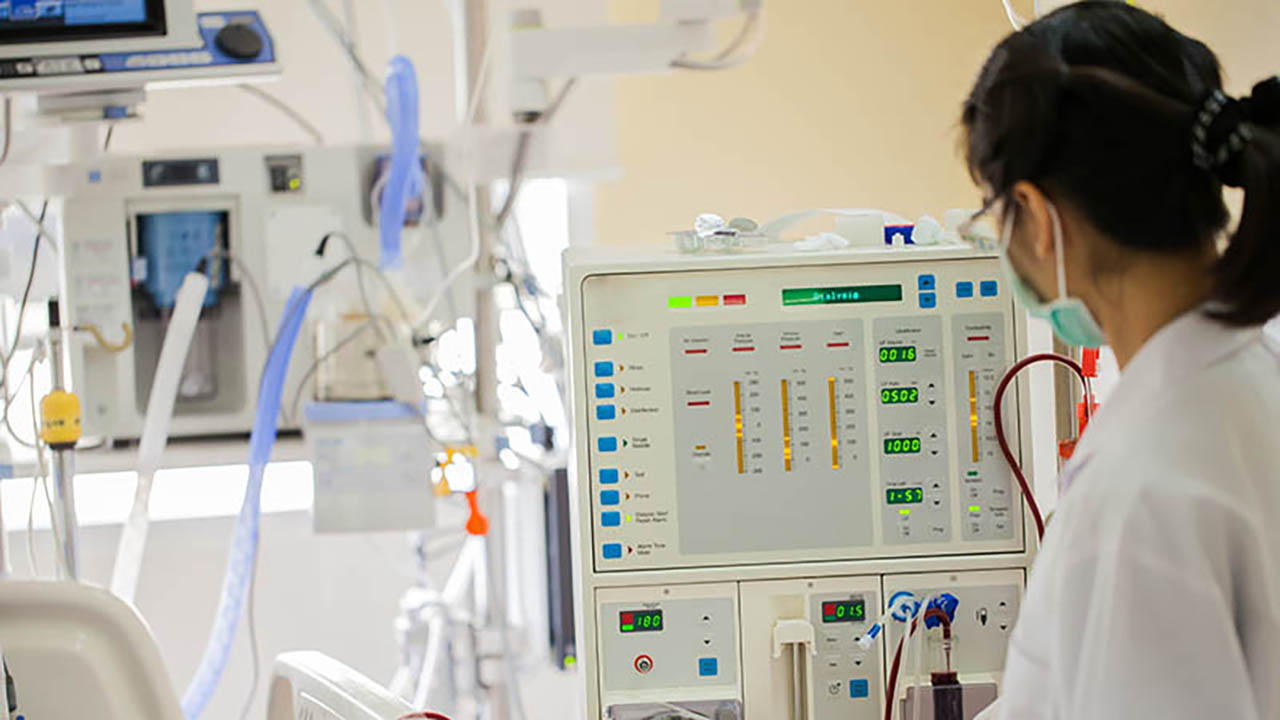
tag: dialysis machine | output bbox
[46,144,464,441]
[566,244,1036,719]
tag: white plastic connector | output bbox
[772,618,815,658]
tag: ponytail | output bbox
[1202,78,1280,325]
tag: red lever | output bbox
[465,490,489,536]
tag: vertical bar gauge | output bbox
[827,376,839,469]
[733,380,745,474]
[969,370,980,463]
[781,379,793,472]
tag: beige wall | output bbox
[595,0,1280,246]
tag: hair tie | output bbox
[1191,89,1251,187]
[1241,76,1280,127]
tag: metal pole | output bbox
[47,328,78,580]
[458,2,516,718]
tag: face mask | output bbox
[999,201,1107,348]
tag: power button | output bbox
[634,655,654,674]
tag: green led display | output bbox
[886,487,924,505]
[821,599,866,623]
[880,387,920,405]
[782,284,903,307]
[884,437,922,455]
[878,346,918,363]
[620,609,663,634]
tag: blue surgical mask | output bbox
[999,201,1106,348]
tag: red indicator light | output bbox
[723,294,747,306]
[823,602,836,616]
[621,613,634,624]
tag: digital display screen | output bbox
[620,609,663,634]
[0,0,163,44]
[879,346,917,363]
[822,599,866,623]
[886,487,924,505]
[884,437,922,455]
[880,387,919,404]
[782,284,903,307]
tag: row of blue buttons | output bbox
[917,275,998,309]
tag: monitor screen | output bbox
[0,0,166,45]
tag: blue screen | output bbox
[0,0,148,25]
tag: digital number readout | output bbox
[879,346,917,363]
[884,437,922,455]
[880,387,920,404]
[886,487,924,505]
[822,599,866,623]
[620,609,663,633]
[782,284,903,306]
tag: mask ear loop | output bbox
[1046,201,1069,302]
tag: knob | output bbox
[634,655,654,674]
[215,23,264,60]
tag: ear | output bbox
[1009,181,1056,261]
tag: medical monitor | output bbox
[0,0,196,58]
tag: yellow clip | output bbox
[40,389,82,448]
[434,445,479,496]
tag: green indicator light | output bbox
[782,284,903,307]
[966,471,980,478]
[564,656,577,668]
[621,624,634,631]
[899,508,911,516]
[968,505,981,513]
[668,296,693,309]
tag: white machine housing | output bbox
[47,144,469,441]
[565,244,1038,719]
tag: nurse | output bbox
[962,3,1280,718]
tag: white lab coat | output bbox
[979,309,1280,719]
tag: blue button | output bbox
[600,490,620,506]
[596,405,617,421]
[601,511,621,527]
[595,383,615,399]
[917,274,936,291]
[594,361,614,377]
[592,329,613,346]
[602,543,622,559]
[956,281,974,298]
[698,658,719,677]
[598,437,618,452]
[850,679,869,699]
[919,292,937,309]
[599,468,619,484]
[980,280,999,297]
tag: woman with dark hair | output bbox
[962,3,1280,718]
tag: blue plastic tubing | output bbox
[378,55,420,270]
[180,286,313,719]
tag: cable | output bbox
[671,10,765,70]
[13,200,57,254]
[1001,0,1029,29]
[4,345,42,449]
[237,540,262,720]
[0,98,11,169]
[238,84,325,146]
[397,712,453,720]
[103,123,115,152]
[307,0,386,115]
[993,352,1091,540]
[2,201,49,392]
[205,249,272,351]
[287,320,376,421]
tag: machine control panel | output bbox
[579,256,1023,571]
[597,583,741,704]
